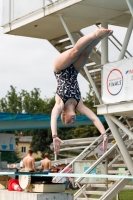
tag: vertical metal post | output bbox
[43,0,46,15]
[43,0,45,7]
[116,194,119,200]
[9,0,11,30]
[105,157,108,190]
[118,17,133,60]
[100,21,108,105]
[54,153,57,161]
[12,0,14,21]
[101,21,108,64]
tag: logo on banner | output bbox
[107,69,123,96]
[125,69,133,74]
[125,69,133,81]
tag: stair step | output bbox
[86,64,101,71]
[108,170,127,174]
[118,156,133,161]
[85,190,105,195]
[77,198,99,200]
[91,72,101,77]
[90,183,112,188]
[128,151,133,154]
[112,164,127,167]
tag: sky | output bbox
[0,1,133,100]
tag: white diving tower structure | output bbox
[1,0,133,199]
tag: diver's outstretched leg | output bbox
[54,27,113,72]
[73,38,101,72]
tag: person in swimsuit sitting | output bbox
[51,27,113,154]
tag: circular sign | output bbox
[107,69,123,96]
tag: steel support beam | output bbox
[118,17,133,60]
[108,115,133,140]
[126,0,133,17]
[59,14,75,46]
[84,66,102,103]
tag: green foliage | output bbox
[0,86,22,112]
[1,151,19,163]
[72,125,99,139]
[30,129,53,155]
[115,190,133,200]
[82,84,97,114]
[21,88,43,113]
[0,86,55,114]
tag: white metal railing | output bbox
[2,0,62,26]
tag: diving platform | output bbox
[2,0,133,39]
[97,101,133,118]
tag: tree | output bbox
[0,86,22,112]
[21,88,47,113]
[30,129,53,155]
[0,86,55,114]
[1,151,19,163]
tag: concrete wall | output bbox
[0,190,73,200]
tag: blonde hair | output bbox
[61,109,76,125]
[61,112,66,125]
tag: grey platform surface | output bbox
[0,190,73,200]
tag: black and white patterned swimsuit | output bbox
[54,64,81,106]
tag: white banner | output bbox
[102,57,133,103]
[0,134,16,151]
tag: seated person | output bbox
[41,153,51,172]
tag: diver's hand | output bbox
[102,133,108,152]
[53,136,64,154]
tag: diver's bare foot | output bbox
[100,28,113,38]
[108,30,113,37]
[93,27,113,39]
